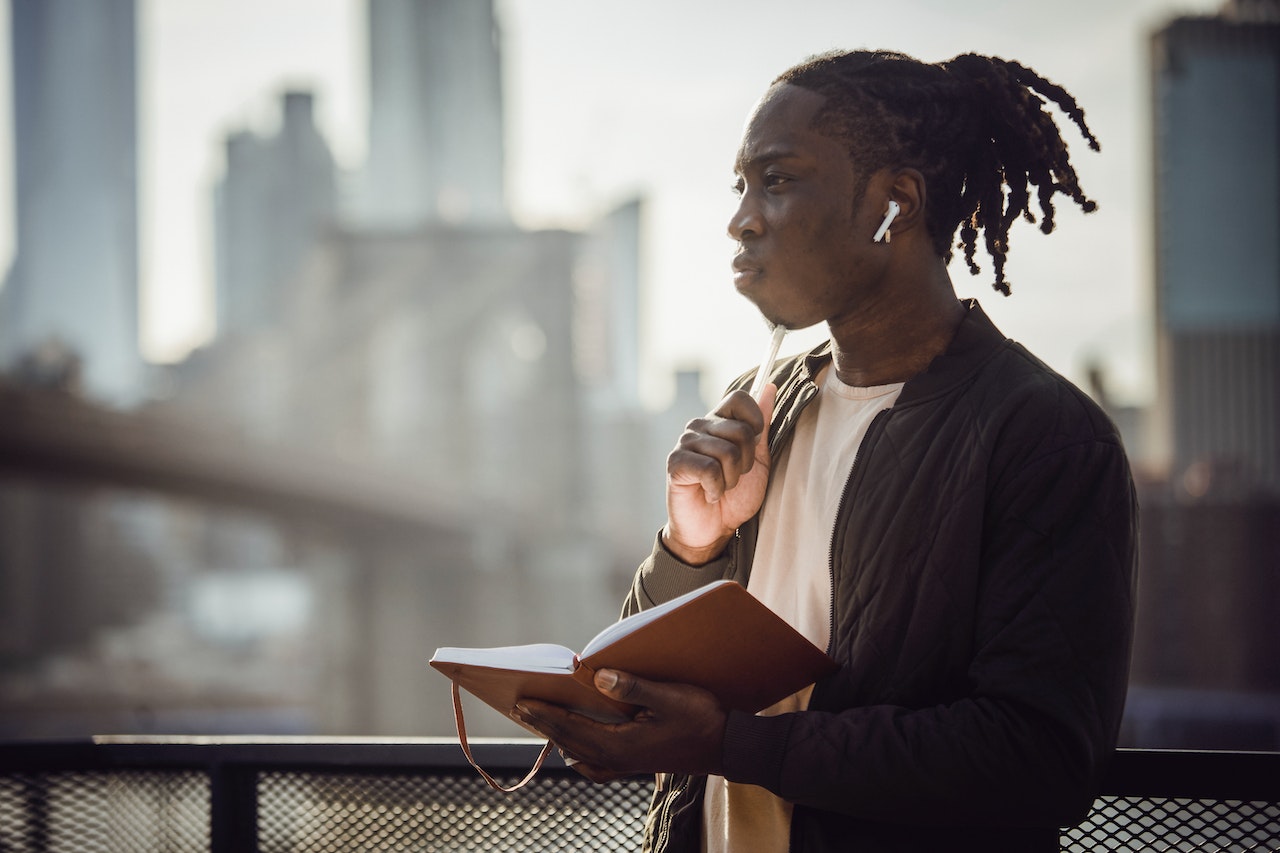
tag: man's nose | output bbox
[727,195,763,241]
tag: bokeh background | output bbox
[1,0,1277,746]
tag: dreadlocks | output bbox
[773,50,1099,296]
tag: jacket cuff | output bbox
[632,530,731,608]
[720,709,794,790]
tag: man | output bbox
[514,50,1137,852]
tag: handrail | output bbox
[1104,747,1280,800]
[0,736,565,774]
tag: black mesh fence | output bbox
[0,767,648,853]
[255,771,649,852]
[0,770,210,852]
[1,740,1277,852]
[1062,796,1280,852]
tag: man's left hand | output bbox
[511,669,727,783]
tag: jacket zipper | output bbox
[789,402,891,853]
[654,775,681,851]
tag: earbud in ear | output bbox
[872,200,901,244]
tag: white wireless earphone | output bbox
[872,200,901,244]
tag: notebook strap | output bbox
[452,681,554,793]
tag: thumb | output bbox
[594,668,653,706]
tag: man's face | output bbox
[729,83,887,331]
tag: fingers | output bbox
[668,389,769,501]
[515,708,616,783]
[512,698,591,745]
[511,700,623,776]
[590,670,728,776]
[511,673,727,778]
[590,670,697,725]
[662,385,776,564]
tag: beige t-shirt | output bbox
[702,367,903,853]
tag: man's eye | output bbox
[764,173,789,188]
[730,179,745,197]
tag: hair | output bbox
[773,50,1099,295]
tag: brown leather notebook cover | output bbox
[430,580,839,726]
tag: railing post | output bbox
[20,774,50,851]
[209,762,258,853]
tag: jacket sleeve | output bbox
[719,432,1138,828]
[621,531,734,619]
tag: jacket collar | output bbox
[795,299,1009,406]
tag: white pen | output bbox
[749,324,788,401]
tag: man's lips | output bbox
[732,255,762,282]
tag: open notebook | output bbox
[431,580,838,791]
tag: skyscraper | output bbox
[0,0,141,404]
[1151,0,1280,493]
[360,0,507,227]
[214,91,337,339]
[1129,0,1280,748]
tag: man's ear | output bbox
[886,168,927,236]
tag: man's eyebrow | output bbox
[733,147,802,175]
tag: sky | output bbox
[0,0,1224,408]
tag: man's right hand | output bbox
[661,384,776,565]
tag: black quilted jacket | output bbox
[623,301,1138,852]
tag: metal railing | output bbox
[1,737,1278,851]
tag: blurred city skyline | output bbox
[1,0,1276,747]
[0,0,1221,407]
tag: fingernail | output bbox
[595,669,618,690]
[512,703,530,720]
